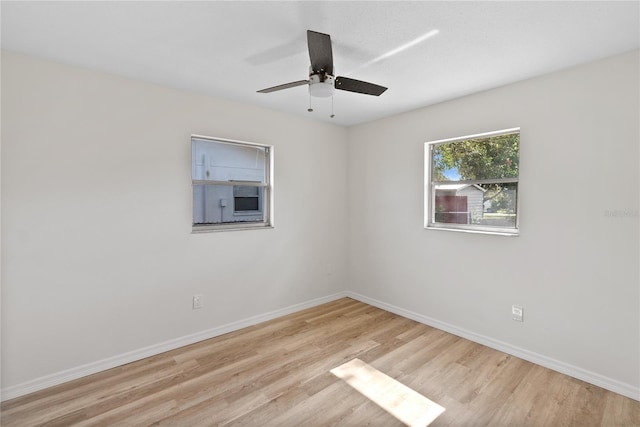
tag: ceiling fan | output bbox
[257,30,388,100]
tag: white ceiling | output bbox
[2,1,639,126]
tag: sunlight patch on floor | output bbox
[331,358,445,427]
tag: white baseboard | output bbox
[0,291,348,402]
[4,290,638,403]
[346,291,640,402]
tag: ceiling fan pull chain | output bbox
[330,96,335,118]
[307,93,313,112]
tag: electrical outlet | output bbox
[512,304,523,322]
[193,294,203,309]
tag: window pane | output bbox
[478,182,517,228]
[432,132,519,181]
[233,185,259,197]
[433,182,517,228]
[192,138,266,183]
[193,184,264,225]
[234,197,259,211]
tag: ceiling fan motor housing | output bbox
[308,74,335,98]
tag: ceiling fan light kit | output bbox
[308,74,335,98]
[257,30,387,115]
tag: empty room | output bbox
[1,1,639,426]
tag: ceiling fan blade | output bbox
[257,80,309,93]
[335,76,387,96]
[307,30,333,75]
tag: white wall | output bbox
[1,51,348,390]
[2,49,639,401]
[347,50,639,396]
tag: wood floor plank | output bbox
[331,358,445,426]
[2,298,638,426]
[601,392,640,427]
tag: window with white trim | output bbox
[425,128,520,235]
[192,136,273,232]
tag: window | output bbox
[425,128,520,235]
[233,185,262,212]
[192,135,273,232]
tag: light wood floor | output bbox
[2,298,639,426]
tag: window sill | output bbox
[192,223,273,233]
[233,211,263,216]
[425,224,519,237]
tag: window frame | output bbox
[191,135,274,233]
[424,128,520,236]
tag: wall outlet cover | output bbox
[512,304,523,322]
[193,294,203,309]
